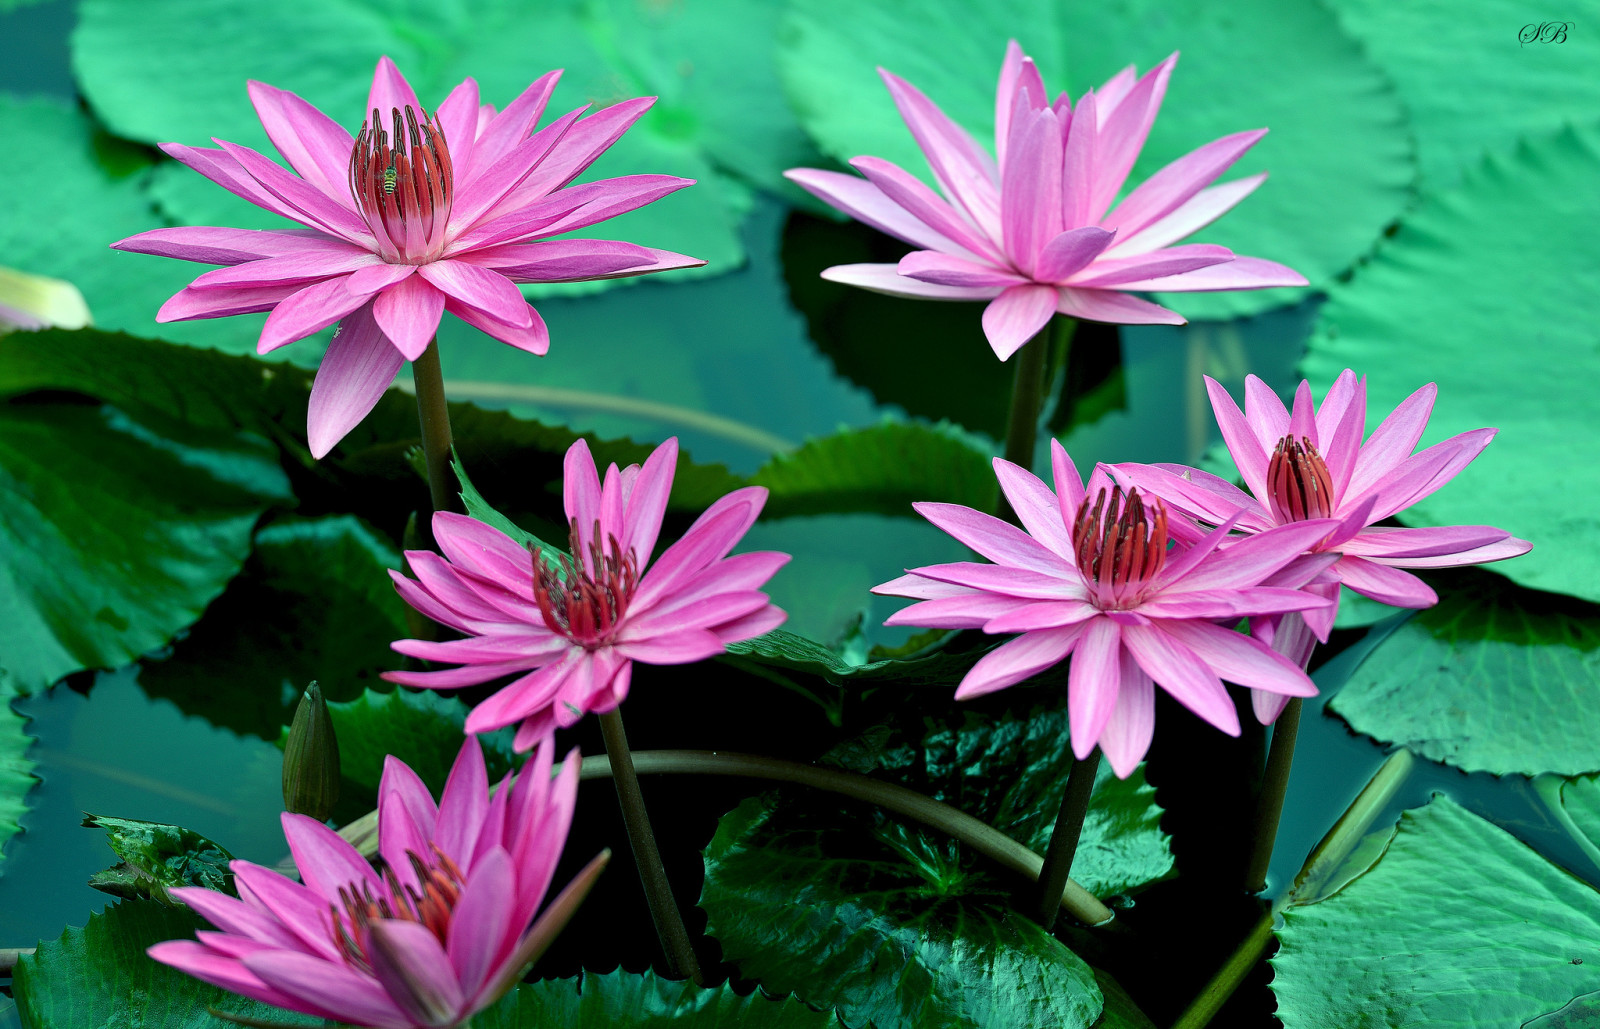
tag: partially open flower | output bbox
[150,738,601,1028]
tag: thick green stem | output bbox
[1170,749,1415,1029]
[411,338,458,518]
[1032,750,1100,929]
[597,709,704,985]
[307,750,1114,926]
[1243,697,1304,893]
[1000,319,1068,478]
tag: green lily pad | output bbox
[73,0,745,290]
[0,95,273,355]
[1303,123,1600,602]
[777,0,1413,320]
[752,420,997,519]
[479,968,846,1028]
[1538,773,1600,884]
[1327,0,1600,188]
[1271,795,1600,1027]
[138,515,411,741]
[1329,572,1600,777]
[81,814,235,905]
[700,697,1170,1029]
[0,683,36,875]
[13,899,327,1028]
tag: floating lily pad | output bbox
[1303,123,1600,603]
[13,900,326,1028]
[1329,572,1600,777]
[1327,0,1600,188]
[777,0,1413,320]
[1271,795,1600,1027]
[81,814,234,905]
[479,968,846,1028]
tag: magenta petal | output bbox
[434,77,484,179]
[373,273,446,361]
[1064,243,1234,289]
[982,284,1058,360]
[378,787,433,895]
[147,941,311,1016]
[245,949,411,1029]
[366,56,423,126]
[622,437,678,567]
[418,260,531,327]
[1121,622,1239,735]
[259,276,377,354]
[992,458,1075,559]
[954,625,1083,699]
[784,168,979,255]
[306,303,404,458]
[885,593,1037,630]
[247,80,356,206]
[1205,376,1270,501]
[1344,382,1438,502]
[188,246,381,291]
[1158,619,1318,698]
[1087,54,1176,221]
[229,862,340,959]
[281,812,382,899]
[1098,654,1156,778]
[461,69,562,181]
[169,887,303,951]
[160,142,306,224]
[112,225,343,265]
[1341,524,1515,560]
[999,106,1063,275]
[460,239,703,283]
[1367,536,1531,569]
[365,921,467,1027]
[1054,287,1185,326]
[1334,557,1438,608]
[1034,227,1118,283]
[1068,617,1122,758]
[912,500,1073,573]
[562,438,603,539]
[823,263,1003,301]
[1051,440,1087,521]
[879,68,1002,239]
[1059,90,1097,230]
[899,251,1026,288]
[434,739,490,866]
[1168,519,1340,593]
[158,283,302,322]
[379,754,439,842]
[613,627,726,664]
[213,140,371,243]
[445,297,550,356]
[446,847,517,1001]
[514,96,658,199]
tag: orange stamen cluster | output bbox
[531,519,640,647]
[1267,434,1335,522]
[349,105,454,264]
[331,843,466,973]
[1072,486,1168,609]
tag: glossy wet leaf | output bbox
[777,0,1412,320]
[1327,0,1600,187]
[297,687,517,802]
[0,684,35,874]
[81,814,234,905]
[139,516,410,741]
[752,420,996,519]
[701,697,1170,1029]
[1330,563,1600,779]
[477,967,846,1028]
[0,96,279,356]
[73,0,744,292]
[12,900,327,1028]
[1304,123,1600,603]
[0,402,288,696]
[1271,795,1600,1028]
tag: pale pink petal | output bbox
[784,168,982,255]
[187,246,382,291]
[899,250,1028,288]
[1111,461,1266,529]
[1104,173,1267,257]
[1098,653,1156,778]
[1034,226,1118,284]
[445,297,550,356]
[1341,524,1517,559]
[879,68,1002,238]
[994,40,1030,168]
[306,302,404,458]
[982,284,1058,360]
[822,263,1003,301]
[1054,286,1185,325]
[884,593,1038,629]
[911,500,1073,573]
[1087,54,1176,222]
[1242,376,1291,461]
[1319,372,1367,501]
[873,573,979,600]
[908,560,1080,600]
[373,273,446,361]
[953,625,1084,699]
[1052,439,1088,520]
[1365,536,1531,569]
[1121,622,1239,736]
[157,283,302,322]
[247,81,357,207]
[1344,382,1437,502]
[458,239,703,283]
[1363,428,1497,521]
[365,56,423,125]
[1164,519,1339,593]
[993,457,1075,558]
[1206,376,1271,501]
[1068,617,1122,758]
[281,812,382,898]
[1060,90,1097,230]
[1000,106,1063,275]
[852,155,1004,262]
[1334,557,1438,608]
[1064,243,1233,288]
[112,226,343,265]
[1107,255,1305,292]
[417,260,530,327]
[1103,129,1267,242]
[1158,619,1318,698]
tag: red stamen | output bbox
[530,520,640,647]
[329,845,467,973]
[348,104,454,264]
[1267,435,1335,522]
[1073,486,1168,609]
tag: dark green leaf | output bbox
[81,814,234,905]
[1271,795,1600,1027]
[477,967,845,1028]
[139,516,410,740]
[1304,123,1600,602]
[751,420,997,519]
[13,900,328,1027]
[1330,571,1600,776]
[777,0,1413,319]
[0,683,36,875]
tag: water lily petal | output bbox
[954,625,1084,699]
[305,302,404,458]
[982,283,1058,359]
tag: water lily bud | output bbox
[0,266,91,333]
[282,681,340,821]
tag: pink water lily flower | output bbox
[785,41,1305,360]
[1113,371,1532,722]
[112,57,703,457]
[150,738,601,1028]
[874,441,1340,777]
[384,436,788,749]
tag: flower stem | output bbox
[1243,697,1304,893]
[1171,749,1415,1029]
[1031,750,1100,929]
[411,337,458,518]
[597,708,705,985]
